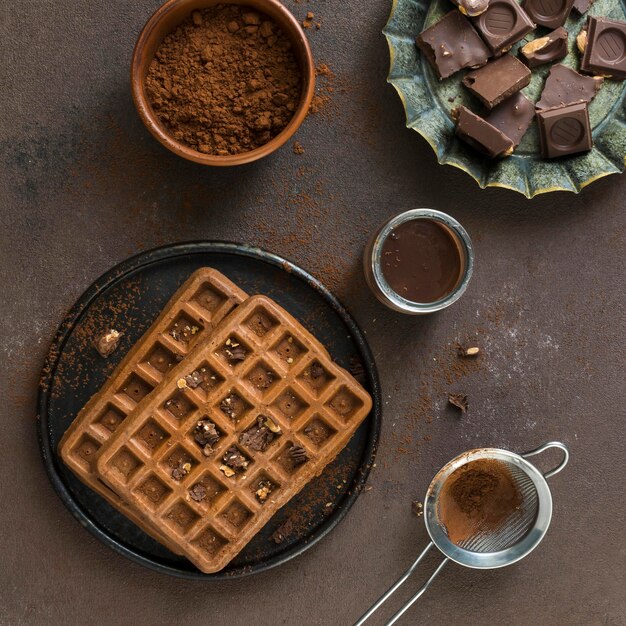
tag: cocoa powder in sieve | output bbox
[437,458,522,545]
[146,5,302,155]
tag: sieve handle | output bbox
[353,542,448,626]
[521,441,569,479]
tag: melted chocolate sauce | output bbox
[381,219,463,303]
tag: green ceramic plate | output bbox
[384,0,626,197]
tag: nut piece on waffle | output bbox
[58,268,248,549]
[95,295,373,573]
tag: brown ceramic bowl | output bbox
[131,0,315,166]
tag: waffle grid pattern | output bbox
[96,295,372,573]
[58,268,248,548]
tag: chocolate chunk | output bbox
[193,419,220,455]
[536,63,603,110]
[94,329,122,358]
[189,483,207,502]
[572,0,593,15]
[271,516,294,544]
[454,105,514,158]
[519,27,568,67]
[580,16,626,80]
[537,102,592,158]
[223,339,247,363]
[222,446,248,471]
[184,370,203,389]
[451,0,491,16]
[239,416,275,452]
[254,479,275,503]
[462,54,531,109]
[220,393,245,420]
[349,356,366,385]
[448,393,469,413]
[416,11,491,79]
[485,93,535,147]
[471,0,535,56]
[521,0,574,29]
[171,460,191,481]
[288,444,309,465]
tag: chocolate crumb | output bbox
[293,141,305,154]
[456,345,480,358]
[220,393,244,420]
[172,461,191,481]
[271,516,294,544]
[288,444,309,465]
[349,356,366,384]
[184,370,204,388]
[255,479,275,503]
[222,445,248,471]
[94,329,122,358]
[240,416,275,452]
[189,483,207,502]
[412,500,424,517]
[448,393,469,413]
[224,340,247,364]
[194,419,220,455]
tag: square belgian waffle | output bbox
[95,295,373,573]
[58,268,248,549]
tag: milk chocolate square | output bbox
[454,105,514,157]
[471,0,535,56]
[536,63,603,109]
[536,102,592,158]
[522,0,574,29]
[485,92,535,147]
[462,54,531,108]
[519,27,568,67]
[580,16,626,80]
[416,11,491,79]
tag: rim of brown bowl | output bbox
[131,0,316,166]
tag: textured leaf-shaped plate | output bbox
[384,0,626,197]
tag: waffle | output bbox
[96,295,373,573]
[58,268,248,549]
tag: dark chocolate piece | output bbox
[521,0,574,29]
[94,329,122,357]
[536,63,603,109]
[536,102,592,158]
[471,0,535,56]
[519,27,568,67]
[454,105,514,157]
[451,0,491,17]
[572,0,593,15]
[416,11,491,79]
[462,54,531,108]
[485,92,535,147]
[580,16,626,80]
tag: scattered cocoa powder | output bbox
[146,4,302,155]
[437,459,522,545]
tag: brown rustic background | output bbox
[1,0,624,624]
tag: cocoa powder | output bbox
[146,5,302,155]
[437,459,522,545]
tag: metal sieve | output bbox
[355,441,569,626]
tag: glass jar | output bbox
[363,209,474,315]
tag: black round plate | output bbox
[37,242,382,579]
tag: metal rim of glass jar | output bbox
[366,209,474,315]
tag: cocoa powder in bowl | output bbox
[437,458,523,545]
[146,4,302,156]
